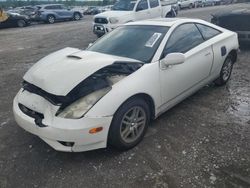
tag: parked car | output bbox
[30,4,83,24]
[15,6,37,17]
[198,0,221,7]
[0,12,30,28]
[13,18,239,152]
[178,0,197,9]
[83,6,100,15]
[211,8,250,42]
[93,0,177,37]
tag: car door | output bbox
[135,0,150,20]
[51,5,65,19]
[149,0,161,18]
[60,5,74,18]
[159,23,213,108]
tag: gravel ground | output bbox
[0,3,249,188]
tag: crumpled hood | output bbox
[95,11,133,19]
[23,47,139,96]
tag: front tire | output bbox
[108,98,150,150]
[17,20,26,27]
[214,55,234,86]
[47,15,55,24]
[73,13,81,21]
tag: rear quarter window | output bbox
[196,23,221,40]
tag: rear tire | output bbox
[108,98,150,151]
[47,15,55,24]
[73,13,81,21]
[17,20,26,27]
[214,55,234,86]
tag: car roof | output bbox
[125,18,206,27]
[36,4,63,7]
[125,17,229,33]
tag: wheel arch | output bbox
[74,11,82,17]
[47,14,56,19]
[117,93,156,120]
[228,49,237,63]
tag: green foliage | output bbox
[0,0,116,9]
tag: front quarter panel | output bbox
[85,62,161,118]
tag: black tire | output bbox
[165,12,172,18]
[73,13,81,21]
[47,15,55,24]
[214,54,234,86]
[96,34,103,38]
[108,98,150,151]
[17,20,26,27]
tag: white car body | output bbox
[93,0,176,36]
[13,18,239,152]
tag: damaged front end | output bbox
[21,62,143,120]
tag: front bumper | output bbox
[93,23,118,36]
[13,93,113,152]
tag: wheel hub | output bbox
[120,106,146,143]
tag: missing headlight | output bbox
[56,62,143,118]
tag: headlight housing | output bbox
[109,17,119,24]
[57,87,111,119]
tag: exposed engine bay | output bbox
[22,62,143,114]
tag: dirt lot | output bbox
[0,3,249,188]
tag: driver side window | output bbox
[163,23,204,57]
[137,0,149,11]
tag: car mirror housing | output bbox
[88,43,93,48]
[160,53,185,67]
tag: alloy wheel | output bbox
[120,106,146,144]
[222,58,233,81]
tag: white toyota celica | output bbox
[13,18,239,152]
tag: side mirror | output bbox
[160,53,185,67]
[88,43,93,48]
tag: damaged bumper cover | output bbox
[13,91,112,152]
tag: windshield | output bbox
[88,25,169,63]
[112,0,136,11]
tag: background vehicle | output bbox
[30,4,82,24]
[83,6,100,15]
[8,6,37,17]
[178,0,197,9]
[93,0,177,37]
[0,12,30,28]
[211,8,250,42]
[13,18,239,152]
[198,0,221,7]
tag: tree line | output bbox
[0,0,116,8]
